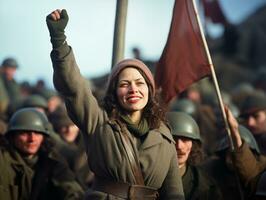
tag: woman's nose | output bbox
[129,83,138,93]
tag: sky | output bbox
[0,0,266,89]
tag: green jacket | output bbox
[0,75,9,115]
[50,44,185,200]
[182,165,223,200]
[0,137,84,200]
[0,74,21,117]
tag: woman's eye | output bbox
[119,83,128,87]
[137,82,145,85]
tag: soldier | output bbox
[20,94,48,114]
[202,123,261,200]
[49,106,94,189]
[0,58,22,118]
[239,92,266,154]
[39,89,63,114]
[0,108,84,199]
[167,111,223,200]
[169,98,198,119]
[46,9,184,200]
[225,106,266,199]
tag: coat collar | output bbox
[108,120,175,150]
[141,122,175,150]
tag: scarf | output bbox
[120,115,149,137]
[23,155,39,169]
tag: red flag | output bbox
[201,0,227,24]
[155,0,211,103]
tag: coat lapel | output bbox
[141,123,175,150]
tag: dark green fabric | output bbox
[120,115,149,137]
[1,74,21,116]
[182,165,224,200]
[0,137,84,200]
[0,76,9,114]
[46,9,68,49]
[22,155,39,169]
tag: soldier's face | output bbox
[13,131,44,158]
[244,110,266,135]
[3,66,16,81]
[59,124,79,143]
[175,137,192,168]
[116,67,149,121]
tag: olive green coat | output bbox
[0,137,84,200]
[0,74,21,116]
[182,165,223,200]
[50,44,185,199]
[0,75,9,115]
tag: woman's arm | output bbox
[46,10,107,135]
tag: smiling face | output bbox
[13,131,44,158]
[116,67,149,122]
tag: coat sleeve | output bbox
[159,144,185,200]
[231,141,266,186]
[50,44,107,135]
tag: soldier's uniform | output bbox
[167,112,223,200]
[0,108,84,200]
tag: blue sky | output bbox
[0,0,265,88]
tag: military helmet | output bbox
[169,98,197,118]
[7,108,51,136]
[40,89,59,100]
[255,171,266,197]
[216,125,260,153]
[21,95,48,109]
[166,111,201,141]
[1,57,18,68]
[240,92,266,117]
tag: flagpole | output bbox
[191,0,235,151]
[112,0,128,68]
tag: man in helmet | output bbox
[201,121,261,200]
[226,106,266,199]
[0,57,22,118]
[49,105,94,190]
[0,108,84,200]
[166,111,223,200]
[20,94,48,114]
[239,92,266,154]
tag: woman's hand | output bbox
[46,9,69,48]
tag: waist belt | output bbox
[92,177,159,199]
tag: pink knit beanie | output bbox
[108,58,155,96]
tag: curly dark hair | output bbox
[102,67,167,129]
[187,140,205,166]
